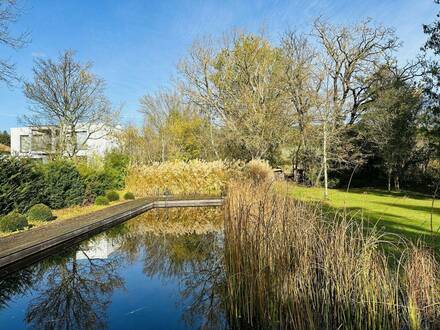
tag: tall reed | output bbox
[126,160,242,197]
[224,180,440,329]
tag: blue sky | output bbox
[0,0,437,131]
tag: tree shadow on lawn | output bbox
[319,203,440,260]
[376,201,440,219]
[335,188,434,201]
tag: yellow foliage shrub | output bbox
[126,160,243,197]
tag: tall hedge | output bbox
[0,156,44,214]
[42,160,85,209]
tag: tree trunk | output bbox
[292,143,301,182]
[387,168,392,192]
[394,174,400,191]
[315,164,323,187]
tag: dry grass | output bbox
[224,180,440,329]
[53,200,126,220]
[243,158,274,184]
[126,160,242,197]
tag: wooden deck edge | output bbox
[0,198,223,275]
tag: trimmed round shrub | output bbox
[106,190,119,202]
[27,203,53,221]
[95,196,109,205]
[42,160,86,209]
[123,192,135,200]
[0,211,28,232]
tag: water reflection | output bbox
[0,207,225,329]
[25,248,124,330]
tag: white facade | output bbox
[10,124,119,160]
[76,236,119,260]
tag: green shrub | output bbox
[95,196,109,205]
[0,156,45,215]
[27,203,53,221]
[123,191,135,200]
[83,171,115,203]
[104,151,129,189]
[0,211,28,232]
[42,160,86,209]
[106,190,119,202]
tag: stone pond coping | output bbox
[0,196,224,277]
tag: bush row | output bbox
[94,191,135,206]
[0,151,129,215]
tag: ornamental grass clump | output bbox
[126,160,242,197]
[224,180,440,329]
[243,158,274,184]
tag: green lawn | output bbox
[286,184,440,245]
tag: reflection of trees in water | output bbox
[1,207,226,329]
[142,232,226,329]
[115,208,227,329]
[24,244,124,330]
[0,269,35,309]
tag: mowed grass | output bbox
[283,184,440,245]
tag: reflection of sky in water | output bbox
[0,208,224,329]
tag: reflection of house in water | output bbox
[76,237,119,260]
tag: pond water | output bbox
[0,208,226,330]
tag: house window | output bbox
[76,131,88,150]
[20,135,31,153]
[31,133,50,152]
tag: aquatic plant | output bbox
[224,180,440,329]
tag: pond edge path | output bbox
[0,196,223,276]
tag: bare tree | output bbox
[281,31,322,181]
[179,33,290,161]
[139,91,179,162]
[312,18,399,197]
[23,50,118,158]
[314,18,399,125]
[0,0,28,85]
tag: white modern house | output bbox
[10,124,119,160]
